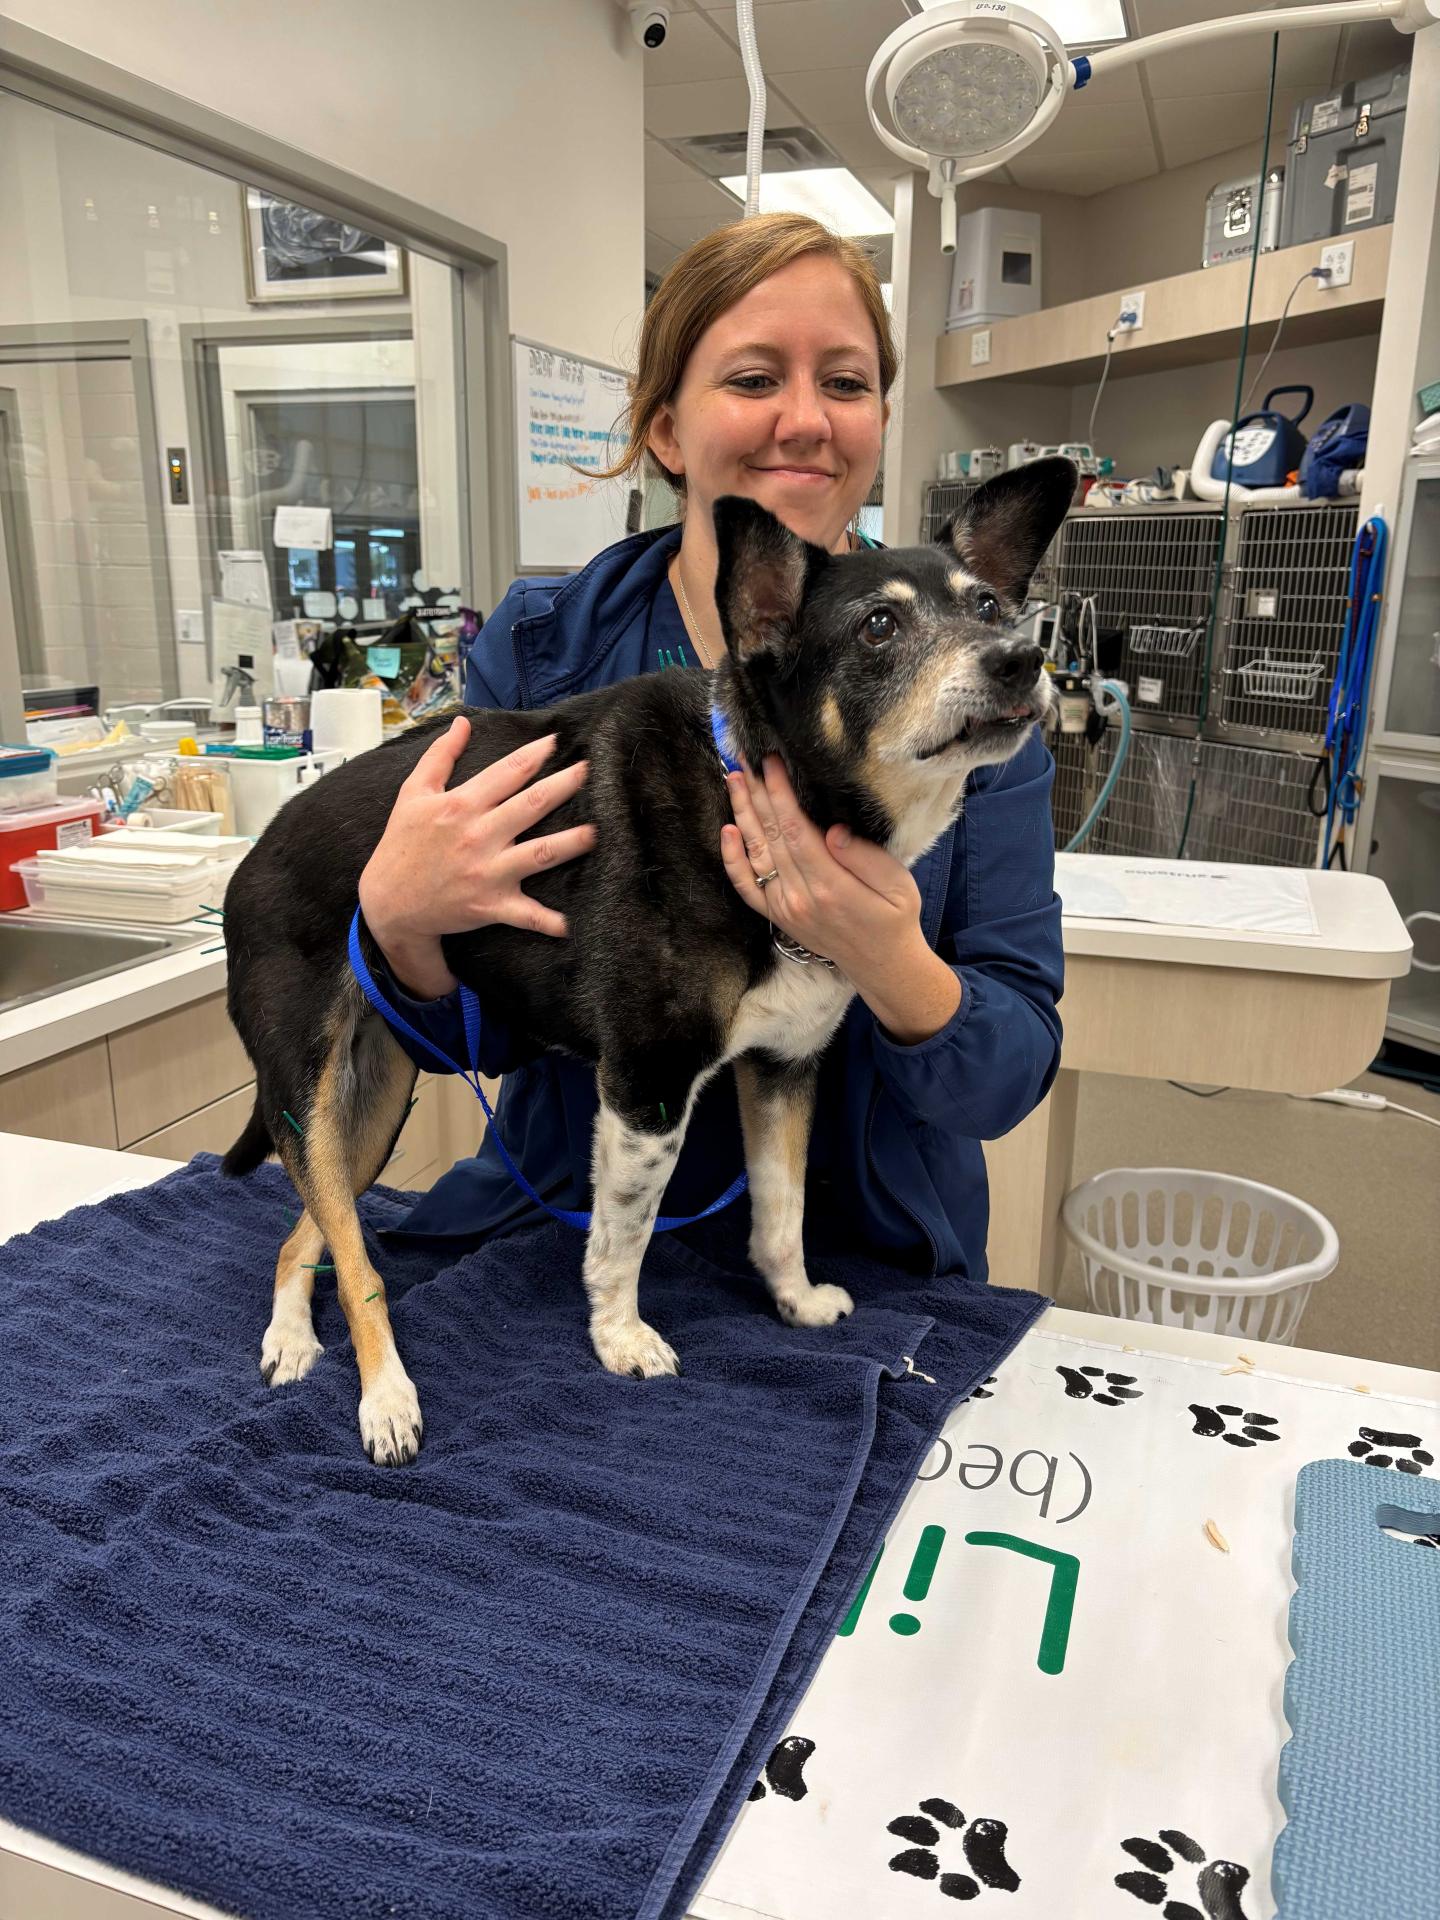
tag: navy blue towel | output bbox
[0,1156,1045,1919]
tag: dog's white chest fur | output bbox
[724,958,854,1065]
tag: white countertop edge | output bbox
[0,936,226,1076]
[1061,914,1412,977]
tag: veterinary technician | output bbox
[357,212,1064,1283]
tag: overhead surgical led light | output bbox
[867,0,1439,253]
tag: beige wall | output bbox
[1073,332,1381,478]
[885,176,1072,548]
[2,0,646,371]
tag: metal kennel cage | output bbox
[1048,510,1225,728]
[1219,500,1359,748]
[1047,725,1323,867]
[919,479,980,545]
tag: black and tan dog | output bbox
[221,459,1075,1464]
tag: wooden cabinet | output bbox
[0,991,503,1194]
[109,993,252,1147]
[126,1083,256,1161]
[0,1038,117,1149]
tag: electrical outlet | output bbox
[1318,240,1354,287]
[970,328,991,367]
[1117,291,1145,331]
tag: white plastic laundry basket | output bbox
[1061,1167,1339,1344]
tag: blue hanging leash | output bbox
[1322,514,1387,866]
[347,908,748,1232]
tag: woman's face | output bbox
[648,254,888,552]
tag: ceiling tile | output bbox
[1142,26,1337,99]
[808,115,913,174]
[646,175,744,221]
[772,65,871,123]
[644,75,756,138]
[645,137,704,188]
[1030,95,1153,156]
[640,8,744,86]
[647,207,738,249]
[742,1,909,76]
[1154,88,1309,170]
[1007,146,1161,196]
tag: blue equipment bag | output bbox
[1299,402,1370,499]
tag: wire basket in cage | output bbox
[1129,624,1201,659]
[1225,651,1327,703]
[1220,501,1358,742]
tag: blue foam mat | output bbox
[1275,1458,1440,1920]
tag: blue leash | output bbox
[347,908,748,1232]
[1322,514,1387,864]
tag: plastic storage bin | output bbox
[0,745,59,813]
[13,843,244,924]
[0,797,104,911]
[1061,1167,1339,1345]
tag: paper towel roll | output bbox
[311,688,383,754]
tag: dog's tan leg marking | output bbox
[584,1101,687,1379]
[285,1014,422,1464]
[260,1210,328,1387]
[733,1057,853,1328]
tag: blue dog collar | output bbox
[710,704,743,775]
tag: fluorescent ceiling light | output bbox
[719,167,895,236]
[913,0,1127,43]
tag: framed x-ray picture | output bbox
[241,187,407,303]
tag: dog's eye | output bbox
[863,608,897,644]
[975,592,1002,625]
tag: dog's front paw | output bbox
[260,1321,324,1387]
[359,1361,424,1466]
[592,1318,681,1380]
[777,1282,855,1329]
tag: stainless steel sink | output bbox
[0,917,206,1015]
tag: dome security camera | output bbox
[629,4,669,50]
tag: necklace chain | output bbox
[673,561,717,671]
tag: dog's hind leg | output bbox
[733,1054,853,1328]
[269,1004,421,1464]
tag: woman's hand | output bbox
[358,716,596,999]
[719,755,961,1044]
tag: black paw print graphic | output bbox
[1188,1404,1281,1448]
[887,1796,1020,1900]
[1348,1427,1434,1474]
[747,1735,815,1803]
[1056,1365,1143,1407]
[1115,1830,1253,1919]
[966,1376,997,1401]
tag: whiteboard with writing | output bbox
[512,338,634,573]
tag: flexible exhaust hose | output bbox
[736,0,766,218]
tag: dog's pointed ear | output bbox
[713,495,825,669]
[940,457,1076,602]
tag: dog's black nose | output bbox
[986,641,1044,691]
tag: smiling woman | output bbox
[353,211,1064,1304]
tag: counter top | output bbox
[0,862,1411,1077]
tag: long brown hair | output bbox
[596,213,898,497]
